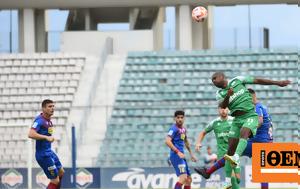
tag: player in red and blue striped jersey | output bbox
[28,99,64,189]
[165,110,197,189]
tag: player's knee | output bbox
[240,128,251,138]
[59,168,65,177]
[178,175,187,184]
[51,177,60,185]
[186,177,192,185]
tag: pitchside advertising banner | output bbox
[0,167,230,189]
[0,168,100,189]
[0,168,27,188]
[0,163,299,188]
[100,167,232,188]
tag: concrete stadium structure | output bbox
[0,0,298,53]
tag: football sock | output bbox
[58,175,63,189]
[235,138,248,156]
[231,176,240,189]
[225,161,233,178]
[206,157,225,174]
[47,182,58,189]
[174,182,183,189]
[261,182,269,189]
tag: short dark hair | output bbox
[42,99,54,108]
[212,72,225,78]
[174,110,185,117]
[248,88,255,94]
[218,103,224,108]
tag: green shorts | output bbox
[229,111,259,138]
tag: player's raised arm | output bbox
[195,131,206,152]
[184,136,197,162]
[253,78,291,87]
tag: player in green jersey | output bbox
[211,72,290,188]
[195,105,240,189]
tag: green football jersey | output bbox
[216,76,255,115]
[204,116,234,155]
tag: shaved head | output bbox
[211,72,227,88]
[212,72,225,78]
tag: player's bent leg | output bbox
[184,176,192,189]
[227,137,239,156]
[223,162,233,189]
[194,157,226,179]
[57,168,64,189]
[231,176,239,189]
[222,176,232,189]
[47,176,60,189]
[231,167,240,189]
[227,127,251,166]
[242,140,253,158]
[227,127,253,167]
[224,137,239,167]
[233,166,241,184]
[236,127,252,155]
[175,174,187,189]
[194,167,210,179]
[236,114,258,157]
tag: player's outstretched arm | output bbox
[253,78,291,87]
[28,128,54,142]
[185,137,197,162]
[195,131,206,152]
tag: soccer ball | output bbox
[192,6,208,22]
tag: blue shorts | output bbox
[169,155,191,176]
[243,139,273,158]
[36,151,62,179]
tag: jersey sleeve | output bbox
[216,91,224,103]
[235,76,254,84]
[31,120,41,132]
[255,105,263,117]
[167,127,177,138]
[204,120,214,133]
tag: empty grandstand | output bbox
[0,53,85,167]
[98,49,298,167]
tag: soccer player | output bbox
[195,89,273,189]
[195,106,240,189]
[28,99,64,189]
[211,72,289,188]
[165,110,197,189]
[242,88,273,189]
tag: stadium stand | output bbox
[0,53,85,167]
[98,49,298,167]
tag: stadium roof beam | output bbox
[0,0,298,9]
